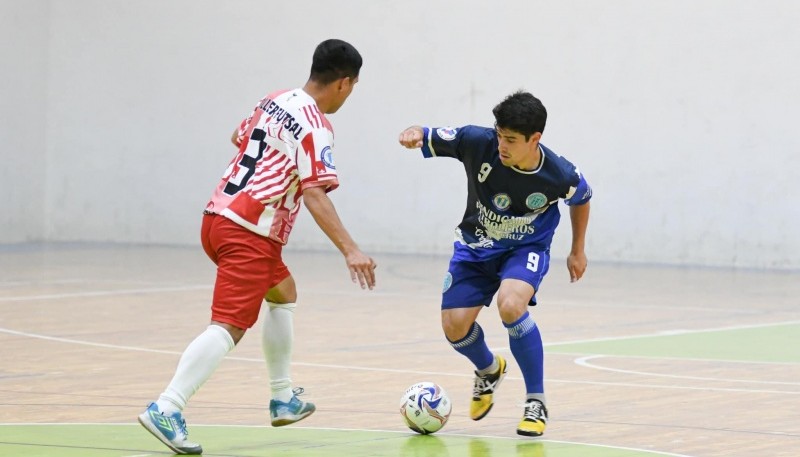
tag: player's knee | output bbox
[441,314,472,341]
[264,276,297,303]
[212,321,246,345]
[496,298,527,324]
[265,290,297,304]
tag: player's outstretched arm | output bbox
[303,186,377,290]
[398,125,424,149]
[566,201,590,283]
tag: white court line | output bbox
[541,319,800,347]
[0,285,420,302]
[0,423,696,457]
[491,319,800,356]
[0,285,213,302]
[574,355,800,386]
[0,279,183,288]
[0,283,768,315]
[544,299,758,314]
[0,279,93,287]
[0,327,193,356]
[551,351,798,366]
[545,378,799,395]
[2,327,798,395]
[0,327,458,375]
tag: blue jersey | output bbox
[421,125,592,261]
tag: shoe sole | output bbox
[470,358,508,421]
[471,403,494,421]
[517,429,544,437]
[271,409,315,427]
[137,414,201,455]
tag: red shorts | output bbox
[200,213,290,329]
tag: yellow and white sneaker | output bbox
[469,355,507,420]
[517,399,548,437]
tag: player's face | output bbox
[496,127,541,169]
[327,76,359,114]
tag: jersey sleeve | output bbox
[420,125,490,161]
[297,127,339,193]
[563,166,592,206]
[234,117,250,144]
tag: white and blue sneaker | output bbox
[138,402,202,455]
[269,395,316,427]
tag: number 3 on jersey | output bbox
[223,129,267,195]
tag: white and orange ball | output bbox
[399,382,452,434]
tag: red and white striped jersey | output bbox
[205,88,338,244]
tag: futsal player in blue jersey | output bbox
[398,91,592,436]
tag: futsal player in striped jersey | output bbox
[398,91,592,437]
[138,39,376,455]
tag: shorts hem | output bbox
[501,274,543,291]
[211,315,254,330]
[441,301,491,310]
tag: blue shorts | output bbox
[441,246,551,309]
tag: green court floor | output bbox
[5,324,795,456]
[0,424,685,457]
[546,322,800,363]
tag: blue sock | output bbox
[448,322,494,371]
[505,312,544,395]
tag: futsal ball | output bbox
[399,382,452,434]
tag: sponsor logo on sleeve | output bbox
[321,146,335,169]
[436,127,458,141]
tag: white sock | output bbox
[156,324,235,414]
[477,356,499,376]
[262,302,296,403]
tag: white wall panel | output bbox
[0,0,49,242]
[3,0,798,268]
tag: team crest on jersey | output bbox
[443,272,453,293]
[320,146,335,169]
[437,127,458,141]
[525,193,547,210]
[492,193,511,211]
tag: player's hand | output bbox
[567,251,587,283]
[345,250,377,290]
[398,126,424,149]
[231,127,243,147]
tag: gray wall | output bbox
[2,0,799,269]
[1,0,49,242]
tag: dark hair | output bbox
[309,39,363,85]
[492,91,547,139]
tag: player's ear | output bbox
[339,76,357,92]
[529,132,542,144]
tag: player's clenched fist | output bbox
[398,125,424,149]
